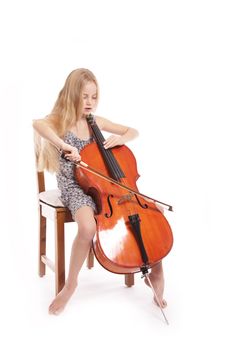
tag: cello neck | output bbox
[86,114,125,181]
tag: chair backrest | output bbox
[37,171,45,194]
[34,130,58,195]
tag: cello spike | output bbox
[144,273,169,325]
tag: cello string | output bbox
[89,118,124,180]
[88,115,144,215]
[87,114,124,180]
[57,143,172,210]
[88,115,134,216]
[75,161,172,210]
[86,118,172,318]
[91,121,135,199]
[88,115,163,272]
[91,119,157,268]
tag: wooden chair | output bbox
[37,170,134,295]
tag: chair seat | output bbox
[39,189,65,208]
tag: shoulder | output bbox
[95,115,124,131]
[95,115,109,130]
[91,115,139,141]
[45,114,60,124]
[33,114,59,127]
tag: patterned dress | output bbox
[56,131,97,220]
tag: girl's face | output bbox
[81,81,98,116]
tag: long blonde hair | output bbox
[35,68,99,173]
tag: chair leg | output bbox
[125,273,134,287]
[55,211,66,295]
[38,205,46,277]
[87,247,94,269]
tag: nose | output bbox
[86,97,91,105]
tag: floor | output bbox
[2,210,232,350]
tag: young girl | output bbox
[33,68,166,315]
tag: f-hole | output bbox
[105,194,114,218]
[135,195,148,209]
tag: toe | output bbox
[161,299,167,308]
[153,297,167,308]
[49,302,58,315]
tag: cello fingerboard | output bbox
[86,114,125,181]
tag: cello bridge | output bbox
[117,193,133,204]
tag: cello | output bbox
[74,114,173,323]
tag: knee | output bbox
[78,220,96,242]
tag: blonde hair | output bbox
[35,68,99,173]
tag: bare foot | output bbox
[48,283,77,315]
[144,264,167,308]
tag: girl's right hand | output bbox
[61,142,81,162]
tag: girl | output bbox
[33,68,166,315]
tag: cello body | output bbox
[75,140,173,275]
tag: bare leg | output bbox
[145,205,167,308]
[49,206,96,315]
[144,261,167,308]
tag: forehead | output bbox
[82,81,97,94]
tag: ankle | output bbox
[150,265,164,280]
[65,281,78,292]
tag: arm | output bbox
[95,116,139,149]
[32,117,81,162]
[32,117,64,150]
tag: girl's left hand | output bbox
[103,135,123,149]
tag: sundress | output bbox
[56,131,96,220]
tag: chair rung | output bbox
[41,255,55,272]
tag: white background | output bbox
[0,0,232,349]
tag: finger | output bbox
[71,151,80,157]
[103,136,114,145]
[65,155,72,161]
[103,142,112,149]
[104,140,115,149]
